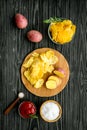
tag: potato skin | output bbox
[53,68,65,78]
[15,13,28,29]
[46,75,62,89]
[27,30,43,42]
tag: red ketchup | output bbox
[18,101,36,118]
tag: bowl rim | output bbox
[40,100,62,122]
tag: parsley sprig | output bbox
[43,17,64,23]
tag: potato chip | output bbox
[23,57,34,68]
[24,70,37,85]
[32,52,39,57]
[47,65,54,73]
[34,79,44,88]
[49,55,58,64]
[45,50,54,59]
[40,53,49,63]
[40,51,58,65]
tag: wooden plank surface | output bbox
[0,0,87,130]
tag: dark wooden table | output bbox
[0,0,87,130]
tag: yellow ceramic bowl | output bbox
[40,100,62,122]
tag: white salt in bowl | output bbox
[40,100,62,122]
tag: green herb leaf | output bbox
[43,17,65,24]
[29,114,38,119]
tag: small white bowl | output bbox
[40,100,62,122]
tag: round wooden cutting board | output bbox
[21,48,70,97]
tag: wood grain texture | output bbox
[0,0,87,130]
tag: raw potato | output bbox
[46,75,62,89]
[15,13,28,29]
[27,30,43,43]
[53,69,65,78]
[48,75,62,86]
[46,80,57,89]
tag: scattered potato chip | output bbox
[49,55,58,64]
[30,58,44,79]
[45,50,54,59]
[23,57,34,68]
[34,79,44,88]
[40,53,49,63]
[40,50,58,65]
[47,65,54,73]
[24,70,37,85]
[32,52,39,57]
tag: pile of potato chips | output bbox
[23,50,58,88]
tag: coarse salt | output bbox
[18,92,25,98]
[41,102,59,120]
